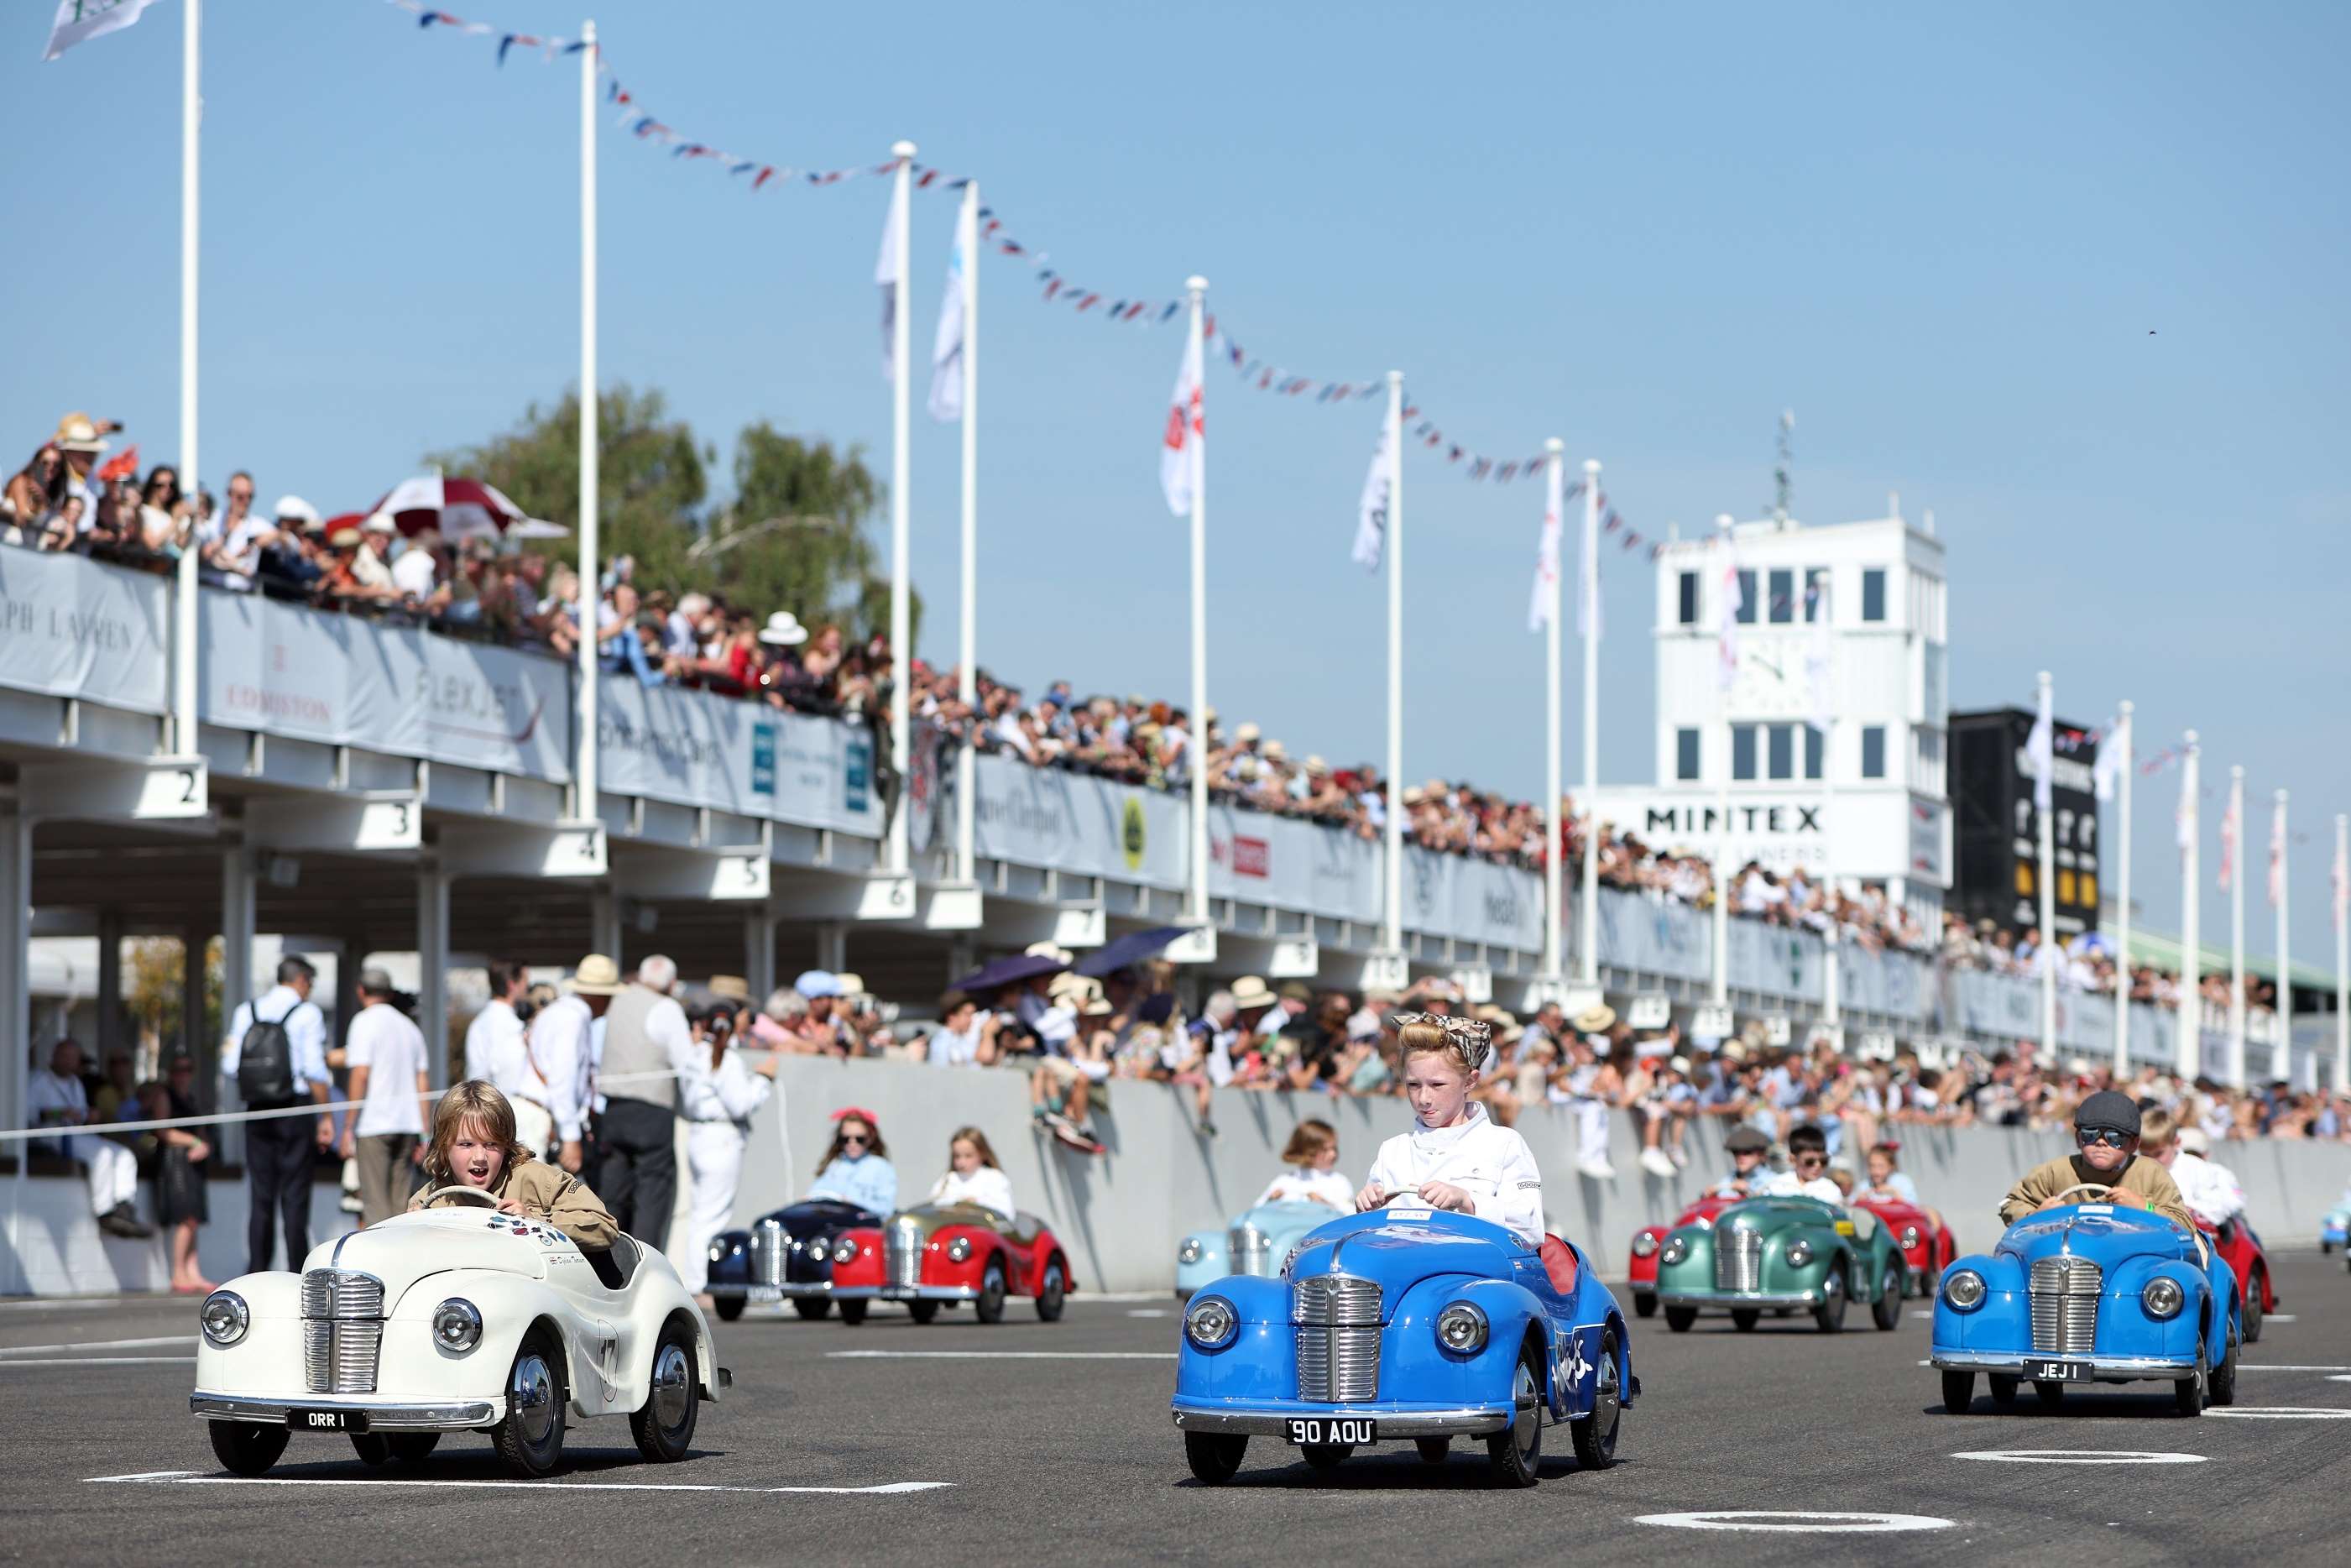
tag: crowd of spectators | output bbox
[1939,913,2283,1020]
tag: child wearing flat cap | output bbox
[1996,1090,2195,1231]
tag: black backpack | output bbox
[235,994,305,1105]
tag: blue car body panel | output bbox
[1174,1201,1340,1299]
[2319,1205,2348,1249]
[1930,1204,2237,1385]
[1172,1210,1635,1435]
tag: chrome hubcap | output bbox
[1594,1344,1620,1445]
[510,1352,556,1448]
[650,1343,692,1434]
[1512,1360,1540,1456]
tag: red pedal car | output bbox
[2199,1216,2275,1343]
[1854,1196,1957,1296]
[1627,1195,1737,1317]
[830,1203,1074,1325]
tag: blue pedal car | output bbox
[2320,1200,2348,1256]
[1171,1206,1636,1487]
[1175,1201,1340,1299]
[1930,1193,2239,1417]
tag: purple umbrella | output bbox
[1075,925,1189,979]
[949,952,1068,993]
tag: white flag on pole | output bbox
[2025,682,2055,813]
[1352,416,1391,571]
[2269,792,2286,907]
[1159,325,1203,517]
[1577,487,1602,640]
[2092,713,2125,802]
[2219,782,2239,891]
[1527,461,1561,629]
[1804,574,1833,734]
[1714,551,1742,691]
[875,177,906,380]
[926,196,972,422]
[44,0,162,60]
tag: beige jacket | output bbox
[1997,1152,2195,1234]
[408,1153,619,1250]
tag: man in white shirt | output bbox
[29,1038,151,1239]
[2163,1126,2249,1229]
[524,954,624,1173]
[339,969,432,1226]
[390,529,441,601]
[463,960,530,1088]
[222,955,335,1273]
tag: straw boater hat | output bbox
[568,954,624,996]
[1230,975,1278,1010]
[54,412,108,454]
[1572,1003,1617,1035]
[707,975,751,1003]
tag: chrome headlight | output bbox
[833,1238,858,1264]
[708,1243,725,1263]
[200,1290,248,1347]
[1434,1302,1489,1355]
[1784,1238,1815,1267]
[1178,1237,1205,1265]
[1184,1294,1238,1349]
[1660,1235,1689,1266]
[1899,1225,1922,1251]
[2142,1277,2185,1320]
[431,1298,483,1353]
[946,1236,974,1264]
[1942,1268,1986,1310]
[1631,1232,1659,1258]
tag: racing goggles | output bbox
[2074,1126,2132,1149]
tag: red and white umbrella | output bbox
[367,475,568,542]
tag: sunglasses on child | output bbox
[839,1132,870,1147]
[1793,1152,1827,1168]
[2076,1127,2132,1149]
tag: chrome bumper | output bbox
[709,1281,832,1301]
[1170,1401,1510,1438]
[191,1394,502,1431]
[830,1283,979,1302]
[1658,1288,1821,1309]
[1930,1351,2197,1382]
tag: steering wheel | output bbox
[2049,1182,2116,1204]
[413,1184,502,1210]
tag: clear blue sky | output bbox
[5,2,2346,964]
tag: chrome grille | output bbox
[1716,1227,1763,1292]
[2030,1256,2102,1355]
[300,1268,384,1394]
[1228,1223,1271,1276]
[886,1218,923,1288]
[751,1220,788,1287]
[1293,1275,1381,1403]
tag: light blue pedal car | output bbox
[2319,1201,2348,1255]
[1174,1201,1340,1299]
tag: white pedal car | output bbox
[191,1186,729,1477]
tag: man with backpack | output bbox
[220,955,335,1273]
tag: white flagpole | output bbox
[173,0,201,756]
[1540,439,1565,985]
[2180,732,2201,1081]
[2228,765,2246,1088]
[885,140,916,875]
[2037,671,2056,1061]
[955,180,980,886]
[1184,277,1210,929]
[2336,812,2348,1093]
[2112,700,2134,1076]
[574,18,601,821]
[1711,515,1734,1010]
[1821,714,1839,1030]
[1577,458,1601,986]
[1381,370,1406,957]
[2275,787,2290,1087]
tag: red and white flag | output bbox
[1160,325,1203,517]
[2269,792,2286,907]
[1527,457,1560,630]
[2219,782,2239,891]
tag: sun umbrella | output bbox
[368,474,564,542]
[949,952,1068,993]
[1075,924,1189,978]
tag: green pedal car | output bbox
[1651,1195,1908,1334]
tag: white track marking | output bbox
[0,1356,196,1367]
[2204,1407,2351,1419]
[826,1350,1174,1361]
[86,1473,952,1494]
[1126,1309,1171,1319]
[0,1298,123,1312]
[0,1335,194,1356]
[1636,1512,1954,1534]
[2239,1365,2351,1372]
[2264,1315,2296,1323]
[1952,1450,2206,1465]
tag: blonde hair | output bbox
[1395,1016,1484,1077]
[2137,1109,2176,1152]
[1280,1119,1337,1167]
[422,1080,529,1188]
[949,1125,1001,1170]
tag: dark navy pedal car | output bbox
[1172,1205,1637,1487]
[704,1199,878,1322]
[1931,1188,2239,1417]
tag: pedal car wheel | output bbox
[838,1299,870,1325]
[629,1323,700,1462]
[1632,1294,1657,1320]
[791,1298,833,1321]
[974,1261,1008,1325]
[1664,1306,1697,1334]
[2173,1351,2207,1418]
[491,1334,567,1477]
[1484,1348,1544,1488]
[387,1433,440,1465]
[1414,1437,1450,1464]
[907,1300,941,1325]
[350,1433,391,1466]
[1812,1267,1847,1334]
[2209,1322,2239,1408]
[713,1296,746,1322]
[208,1421,289,1477]
[1035,1261,1067,1322]
[1183,1432,1246,1484]
[2034,1381,2066,1408]
[1988,1374,2020,1407]
[1940,1370,1975,1414]
[1872,1265,1903,1331]
[2241,1276,2263,1344]
[1569,1328,1623,1471]
[1730,1309,1760,1332]
[1298,1443,1353,1470]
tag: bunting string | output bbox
[381,0,1586,491]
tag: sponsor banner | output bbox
[201,594,570,779]
[1946,969,2181,1058]
[0,549,170,715]
[596,678,880,836]
[1394,847,1542,950]
[969,753,1186,886]
[1208,808,1381,920]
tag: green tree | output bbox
[125,936,221,1059]
[700,421,909,644]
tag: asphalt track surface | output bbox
[5,1252,2348,1566]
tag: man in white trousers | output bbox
[676,1004,778,1304]
[29,1038,151,1239]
